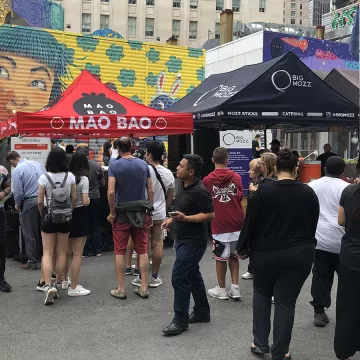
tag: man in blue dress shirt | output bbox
[6,151,44,270]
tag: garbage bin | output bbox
[299,161,321,183]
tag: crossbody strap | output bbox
[150,164,167,200]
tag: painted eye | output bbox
[29,80,46,91]
[0,67,9,79]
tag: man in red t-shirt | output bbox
[203,147,244,300]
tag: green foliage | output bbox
[118,69,137,87]
[106,44,125,62]
[188,48,202,58]
[129,40,143,50]
[131,95,143,104]
[76,36,99,52]
[146,48,160,63]
[166,56,182,73]
[85,63,100,76]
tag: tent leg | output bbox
[191,133,194,154]
[264,128,268,150]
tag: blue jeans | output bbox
[172,242,210,327]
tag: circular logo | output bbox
[222,133,235,146]
[271,70,292,92]
[155,117,167,130]
[50,117,64,130]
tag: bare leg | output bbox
[70,236,87,289]
[151,239,163,276]
[63,239,71,280]
[126,236,134,268]
[40,258,45,283]
[216,260,227,288]
[138,253,149,291]
[41,232,56,285]
[115,254,126,291]
[55,233,70,284]
[229,257,240,285]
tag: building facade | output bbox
[309,0,330,25]
[54,0,310,48]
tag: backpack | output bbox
[44,173,72,224]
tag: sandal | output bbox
[251,343,270,355]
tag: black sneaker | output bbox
[314,313,329,327]
[37,281,46,291]
[0,278,12,292]
[133,268,140,276]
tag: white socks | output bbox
[231,284,239,290]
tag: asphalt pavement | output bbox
[0,243,358,360]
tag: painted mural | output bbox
[0,0,64,29]
[263,31,359,77]
[0,25,204,124]
[331,4,358,30]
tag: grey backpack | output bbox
[44,173,72,224]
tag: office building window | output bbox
[82,13,91,32]
[190,0,198,9]
[283,10,285,15]
[128,17,136,36]
[291,18,295,24]
[259,0,265,12]
[101,0,109,2]
[284,2,285,7]
[146,0,154,5]
[300,11,302,16]
[299,19,302,25]
[300,4,302,9]
[216,0,224,11]
[100,15,109,29]
[189,21,197,39]
[172,20,180,38]
[232,0,240,12]
[283,18,285,23]
[128,0,136,4]
[215,22,220,39]
[291,11,296,16]
[145,18,154,36]
[291,3,296,8]
[173,0,181,7]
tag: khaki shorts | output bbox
[149,219,165,248]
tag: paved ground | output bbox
[0,242,358,360]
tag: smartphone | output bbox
[168,211,177,217]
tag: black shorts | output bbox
[41,209,72,234]
[69,206,89,238]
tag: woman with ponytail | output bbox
[334,181,360,360]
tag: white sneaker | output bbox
[149,277,163,288]
[62,277,71,290]
[132,251,137,259]
[68,285,91,297]
[242,272,253,280]
[272,296,274,304]
[208,286,229,300]
[229,287,242,300]
[132,277,141,287]
[44,285,58,305]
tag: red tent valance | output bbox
[0,70,193,139]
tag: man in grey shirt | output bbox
[78,146,105,256]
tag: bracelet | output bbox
[109,214,116,218]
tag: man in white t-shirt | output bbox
[132,140,174,288]
[308,156,349,328]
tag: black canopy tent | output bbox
[324,68,359,106]
[169,52,359,131]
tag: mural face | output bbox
[263,31,359,76]
[0,25,204,124]
[0,54,56,117]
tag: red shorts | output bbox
[112,218,149,255]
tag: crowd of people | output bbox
[0,135,359,360]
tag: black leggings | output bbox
[252,245,315,360]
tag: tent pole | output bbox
[191,133,194,154]
[264,126,268,150]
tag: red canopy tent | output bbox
[0,70,193,139]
